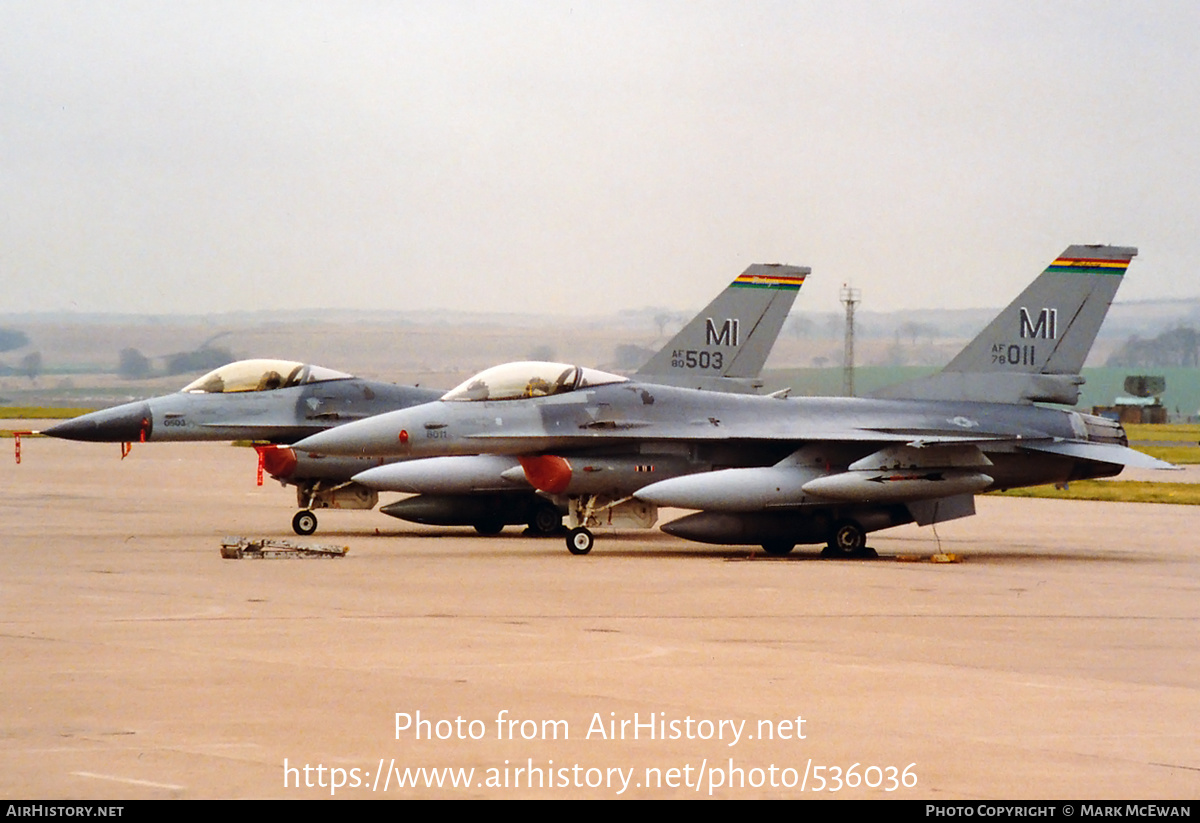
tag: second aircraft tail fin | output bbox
[636,263,808,393]
[873,245,1136,405]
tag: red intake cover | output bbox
[518,455,572,494]
[257,445,298,479]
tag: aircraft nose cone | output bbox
[41,402,152,442]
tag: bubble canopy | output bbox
[441,361,627,402]
[180,359,354,394]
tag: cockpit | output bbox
[441,361,627,402]
[181,359,354,394]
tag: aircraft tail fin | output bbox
[872,245,1136,405]
[636,263,808,393]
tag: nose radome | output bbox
[41,402,152,442]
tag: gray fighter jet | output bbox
[42,264,807,536]
[293,245,1172,556]
[40,360,443,533]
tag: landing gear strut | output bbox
[559,493,656,554]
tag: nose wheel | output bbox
[292,510,318,536]
[566,527,594,555]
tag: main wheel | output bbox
[828,519,866,556]
[473,520,504,536]
[761,541,795,557]
[292,510,318,536]
[566,527,594,555]
[528,502,563,536]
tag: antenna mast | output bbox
[841,283,860,396]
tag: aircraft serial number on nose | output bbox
[426,430,449,439]
[670,350,724,370]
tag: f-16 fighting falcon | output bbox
[292,245,1173,556]
[40,359,442,534]
[41,264,807,536]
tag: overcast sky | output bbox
[2,1,1197,318]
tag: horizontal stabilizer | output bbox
[1019,441,1179,470]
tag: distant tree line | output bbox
[0,327,41,381]
[117,348,153,379]
[1106,326,1200,368]
[0,328,30,353]
[0,351,43,381]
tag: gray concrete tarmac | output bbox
[2,439,1197,799]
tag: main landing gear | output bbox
[820,518,877,559]
[292,510,318,536]
[758,519,877,559]
[473,519,504,536]
[528,501,564,537]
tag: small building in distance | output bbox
[1092,375,1169,424]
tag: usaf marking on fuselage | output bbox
[293,245,1174,557]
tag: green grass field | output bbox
[1,407,93,437]
[994,480,1200,505]
[0,407,94,419]
[1123,423,1200,464]
[1134,445,1199,463]
[1125,423,1200,441]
